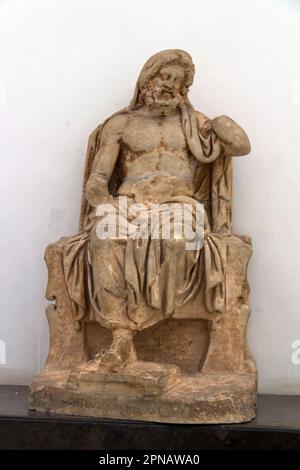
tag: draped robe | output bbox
[61,51,232,331]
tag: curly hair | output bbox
[130,49,195,108]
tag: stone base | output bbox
[67,361,182,397]
[29,362,257,424]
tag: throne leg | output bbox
[32,240,88,380]
[202,235,256,375]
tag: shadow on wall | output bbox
[38,325,50,374]
[0,340,36,385]
[0,340,6,366]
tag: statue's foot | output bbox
[95,328,137,372]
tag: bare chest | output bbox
[122,113,187,152]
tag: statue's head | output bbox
[130,50,195,112]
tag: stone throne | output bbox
[29,50,257,424]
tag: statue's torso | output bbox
[118,112,195,201]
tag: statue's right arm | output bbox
[86,114,128,207]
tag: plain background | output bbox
[0,0,299,393]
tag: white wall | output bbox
[0,0,299,394]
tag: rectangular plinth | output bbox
[29,366,257,424]
[1,386,300,450]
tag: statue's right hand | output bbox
[86,176,111,208]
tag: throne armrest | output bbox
[45,237,73,302]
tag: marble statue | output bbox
[29,50,257,423]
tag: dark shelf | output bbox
[0,385,299,450]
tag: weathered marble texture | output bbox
[29,50,256,423]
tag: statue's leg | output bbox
[89,229,137,371]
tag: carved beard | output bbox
[140,86,182,110]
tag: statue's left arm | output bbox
[210,115,251,157]
[182,106,250,164]
[194,112,250,234]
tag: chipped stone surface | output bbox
[29,50,256,423]
[29,366,256,423]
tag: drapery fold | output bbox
[61,50,232,328]
[62,111,230,328]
